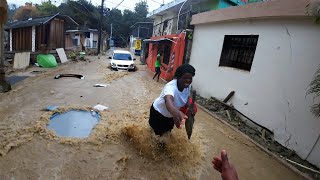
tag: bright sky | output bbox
[7,0,169,12]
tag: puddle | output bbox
[5,76,29,85]
[47,110,100,138]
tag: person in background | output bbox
[153,53,162,82]
[212,150,239,180]
[149,64,196,136]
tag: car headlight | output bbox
[112,63,116,66]
[130,64,134,67]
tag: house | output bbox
[189,0,320,167]
[144,0,260,81]
[4,13,78,62]
[65,28,99,51]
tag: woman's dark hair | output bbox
[174,64,196,79]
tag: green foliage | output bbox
[306,1,320,117]
[59,0,100,29]
[36,0,59,16]
[7,4,18,22]
[104,1,149,47]
[306,1,320,24]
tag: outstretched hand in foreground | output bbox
[212,150,239,180]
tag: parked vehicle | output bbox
[109,50,136,71]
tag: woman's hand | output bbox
[172,110,188,128]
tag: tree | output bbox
[7,3,18,22]
[307,0,320,117]
[13,3,40,20]
[59,0,100,29]
[36,1,59,16]
[134,1,149,23]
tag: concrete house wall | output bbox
[189,0,320,167]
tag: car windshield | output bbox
[113,53,132,60]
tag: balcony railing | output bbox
[152,11,191,37]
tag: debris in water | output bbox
[93,104,109,111]
[54,74,85,79]
[46,105,59,111]
[93,84,110,87]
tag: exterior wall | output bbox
[11,27,32,51]
[153,11,177,36]
[49,19,64,50]
[65,34,75,50]
[189,18,320,167]
[90,32,94,48]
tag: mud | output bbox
[0,54,307,180]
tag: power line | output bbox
[105,0,133,10]
[150,0,163,5]
[113,0,125,9]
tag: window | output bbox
[219,35,259,71]
[93,41,97,48]
[72,39,78,46]
[113,53,132,60]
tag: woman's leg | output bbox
[153,72,159,80]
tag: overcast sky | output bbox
[7,0,169,12]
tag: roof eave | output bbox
[191,0,310,25]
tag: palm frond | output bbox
[311,103,320,117]
[308,66,320,117]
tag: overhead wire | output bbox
[113,0,125,9]
[150,0,163,5]
[105,0,133,10]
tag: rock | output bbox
[0,80,11,93]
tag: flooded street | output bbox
[0,55,306,180]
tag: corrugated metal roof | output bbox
[5,13,78,30]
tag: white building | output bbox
[189,0,320,167]
[65,29,99,50]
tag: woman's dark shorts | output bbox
[149,104,174,136]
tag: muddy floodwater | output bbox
[0,55,306,180]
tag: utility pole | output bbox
[109,23,113,49]
[110,24,113,39]
[0,0,11,92]
[97,0,105,55]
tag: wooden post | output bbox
[0,0,12,92]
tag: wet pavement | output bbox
[0,54,307,180]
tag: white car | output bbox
[109,50,136,71]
